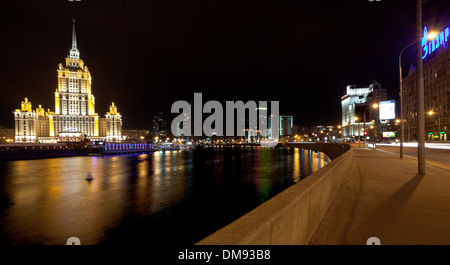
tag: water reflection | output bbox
[0,147,329,245]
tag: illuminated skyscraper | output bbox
[153,112,167,137]
[13,19,122,143]
[52,19,99,140]
[279,115,293,137]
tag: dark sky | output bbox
[1,0,450,129]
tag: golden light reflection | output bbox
[293,148,300,182]
[137,155,149,178]
[6,156,131,244]
[153,151,162,176]
[313,152,319,171]
[2,147,331,244]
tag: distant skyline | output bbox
[1,0,450,129]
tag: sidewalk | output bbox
[309,147,450,245]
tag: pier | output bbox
[90,142,155,155]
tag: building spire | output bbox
[69,18,80,59]
[72,18,77,49]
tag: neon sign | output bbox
[422,26,449,59]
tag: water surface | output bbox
[0,146,329,245]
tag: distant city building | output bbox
[291,125,337,142]
[13,19,122,143]
[341,81,387,140]
[0,128,15,142]
[403,25,450,141]
[279,115,293,137]
[121,129,150,141]
[152,112,167,137]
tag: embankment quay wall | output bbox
[197,143,353,245]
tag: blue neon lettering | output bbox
[422,26,449,59]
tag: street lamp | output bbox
[399,30,438,159]
[337,125,342,142]
[427,110,441,141]
[354,117,360,146]
[363,103,379,149]
[427,32,438,39]
[344,122,349,142]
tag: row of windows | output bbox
[69,94,83,99]
[54,116,96,121]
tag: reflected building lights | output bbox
[293,148,300,182]
[1,147,329,244]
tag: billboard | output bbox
[379,100,395,120]
[383,132,396,138]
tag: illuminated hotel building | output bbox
[104,102,122,141]
[403,25,450,141]
[341,81,386,140]
[13,98,39,143]
[13,20,122,143]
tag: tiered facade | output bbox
[13,20,122,143]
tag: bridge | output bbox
[197,142,450,245]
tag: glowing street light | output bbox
[427,110,441,141]
[427,31,438,40]
[362,103,378,148]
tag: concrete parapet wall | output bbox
[197,146,354,245]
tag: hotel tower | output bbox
[13,19,122,143]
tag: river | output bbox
[0,146,329,245]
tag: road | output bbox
[372,144,450,172]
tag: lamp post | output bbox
[355,117,360,146]
[343,122,349,142]
[416,0,426,174]
[337,125,342,143]
[374,120,377,150]
[363,103,379,149]
[399,42,416,158]
[395,119,401,142]
[399,31,437,158]
[369,125,374,148]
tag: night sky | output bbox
[1,0,450,129]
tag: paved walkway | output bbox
[309,147,450,245]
